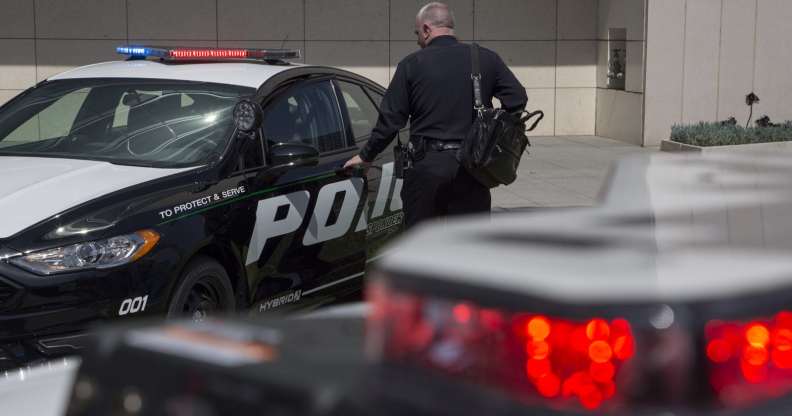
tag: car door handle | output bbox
[334,165,366,178]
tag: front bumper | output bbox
[0,285,115,370]
[0,331,92,371]
[0,258,175,369]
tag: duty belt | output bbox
[420,138,463,151]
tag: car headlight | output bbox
[10,230,160,275]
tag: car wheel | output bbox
[167,257,235,321]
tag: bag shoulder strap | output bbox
[470,43,484,110]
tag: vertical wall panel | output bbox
[35,0,127,39]
[754,0,792,122]
[128,0,217,40]
[682,0,721,124]
[478,41,557,89]
[218,0,304,41]
[596,89,644,145]
[306,0,389,41]
[717,0,756,121]
[643,0,685,146]
[598,0,646,41]
[475,0,557,40]
[0,0,33,38]
[596,40,609,89]
[0,40,35,89]
[556,41,598,88]
[625,41,644,93]
[556,88,596,135]
[558,0,598,40]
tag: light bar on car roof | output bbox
[115,45,301,62]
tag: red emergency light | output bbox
[706,311,792,407]
[365,280,636,411]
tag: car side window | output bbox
[262,81,346,154]
[364,86,409,137]
[365,87,383,108]
[337,81,380,140]
[366,86,407,129]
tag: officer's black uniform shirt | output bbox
[359,35,527,162]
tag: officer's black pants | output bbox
[401,149,491,229]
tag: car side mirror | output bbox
[233,99,263,132]
[270,142,320,168]
[255,143,319,185]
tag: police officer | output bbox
[344,2,527,228]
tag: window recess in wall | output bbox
[607,28,626,91]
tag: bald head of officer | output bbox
[415,2,455,49]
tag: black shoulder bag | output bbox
[458,43,544,188]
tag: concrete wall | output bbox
[0,0,600,137]
[643,0,792,147]
[594,0,647,146]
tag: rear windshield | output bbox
[0,78,255,168]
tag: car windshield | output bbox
[0,78,255,168]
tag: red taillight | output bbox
[366,282,636,411]
[517,314,634,409]
[706,311,792,406]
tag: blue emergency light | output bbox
[116,45,301,62]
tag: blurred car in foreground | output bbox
[9,151,792,415]
[366,152,792,414]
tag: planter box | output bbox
[661,139,792,154]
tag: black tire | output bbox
[167,257,235,321]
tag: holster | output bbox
[409,137,427,162]
[393,138,424,179]
[393,141,409,179]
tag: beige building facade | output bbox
[644,0,792,147]
[0,0,788,147]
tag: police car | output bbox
[0,46,404,367]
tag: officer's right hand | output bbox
[343,154,369,170]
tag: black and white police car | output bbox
[0,46,404,367]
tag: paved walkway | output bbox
[492,136,653,210]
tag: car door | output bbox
[245,78,367,312]
[334,80,405,262]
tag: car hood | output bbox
[0,156,196,239]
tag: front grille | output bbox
[0,280,16,309]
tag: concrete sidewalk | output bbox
[492,136,653,210]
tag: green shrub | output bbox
[670,122,792,147]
